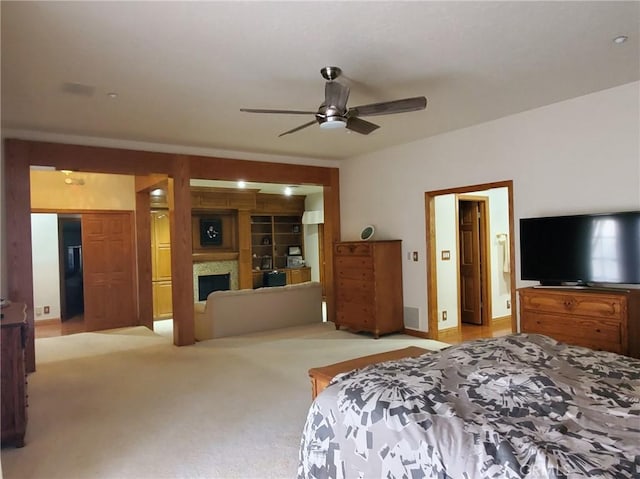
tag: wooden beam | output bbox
[168,157,194,346]
[4,140,36,372]
[190,155,334,186]
[237,210,253,290]
[135,174,168,193]
[12,139,174,175]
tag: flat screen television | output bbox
[519,211,640,286]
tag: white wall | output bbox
[304,192,324,282]
[339,81,640,332]
[434,195,458,329]
[31,213,61,321]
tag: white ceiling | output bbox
[2,1,638,161]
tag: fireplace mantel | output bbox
[192,252,239,263]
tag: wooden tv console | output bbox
[519,287,640,358]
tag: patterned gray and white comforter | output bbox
[298,334,640,478]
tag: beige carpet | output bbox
[1,322,448,479]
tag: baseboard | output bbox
[35,318,61,328]
[436,326,463,341]
[403,328,431,339]
[492,315,512,329]
[403,327,458,341]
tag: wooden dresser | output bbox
[519,287,640,358]
[1,302,28,447]
[334,240,403,338]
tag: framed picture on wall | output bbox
[200,218,223,246]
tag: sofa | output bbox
[194,281,323,340]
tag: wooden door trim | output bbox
[425,180,516,340]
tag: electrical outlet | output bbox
[441,310,447,321]
[36,307,43,316]
[507,300,511,309]
[44,305,50,314]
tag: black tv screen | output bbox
[520,211,640,285]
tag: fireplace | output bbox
[198,273,230,301]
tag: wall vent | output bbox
[403,307,420,329]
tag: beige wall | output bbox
[30,170,135,210]
[339,81,640,332]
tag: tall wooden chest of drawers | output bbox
[519,287,640,358]
[1,302,28,447]
[334,240,403,338]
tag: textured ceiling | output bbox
[2,1,638,161]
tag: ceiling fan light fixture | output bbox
[319,117,347,130]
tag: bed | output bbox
[298,334,640,479]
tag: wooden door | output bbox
[459,201,482,325]
[82,212,138,331]
[153,211,172,281]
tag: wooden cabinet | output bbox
[1,303,28,447]
[251,215,304,271]
[286,267,311,285]
[251,267,311,288]
[191,187,257,211]
[151,211,172,319]
[334,240,404,338]
[519,287,640,358]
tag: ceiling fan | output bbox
[240,66,427,137]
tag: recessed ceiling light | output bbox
[107,92,118,99]
[613,35,628,44]
[284,186,293,196]
[237,180,246,189]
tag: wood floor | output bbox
[34,315,86,339]
[444,322,513,345]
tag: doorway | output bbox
[33,210,139,336]
[458,197,491,326]
[58,215,84,323]
[425,180,517,341]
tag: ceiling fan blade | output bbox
[346,117,380,135]
[348,96,427,117]
[325,81,350,111]
[278,120,317,137]
[240,108,316,115]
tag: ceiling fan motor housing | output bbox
[317,103,347,129]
